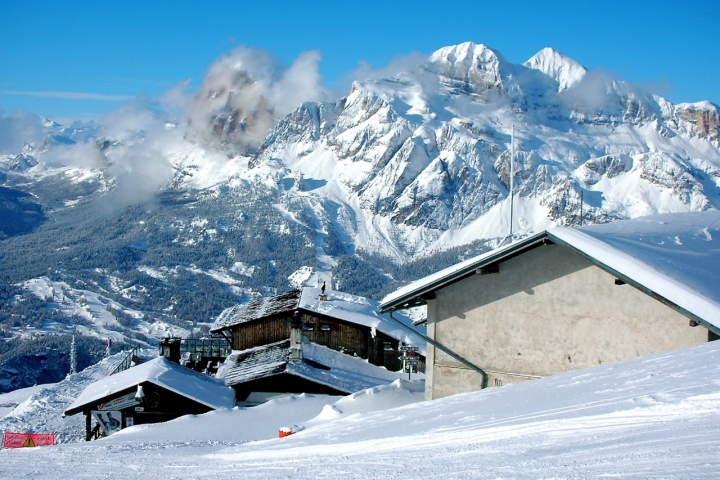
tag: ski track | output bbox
[1,342,720,478]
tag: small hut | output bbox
[64,357,235,440]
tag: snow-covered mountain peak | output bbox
[429,41,504,66]
[428,42,510,95]
[524,47,586,92]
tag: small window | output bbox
[495,378,503,387]
[383,342,393,351]
[302,323,315,331]
[320,324,331,332]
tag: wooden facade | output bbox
[229,310,412,372]
[232,373,348,403]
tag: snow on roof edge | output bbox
[66,357,234,415]
[381,212,720,329]
[379,233,547,311]
[548,227,720,329]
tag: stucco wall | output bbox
[426,243,709,399]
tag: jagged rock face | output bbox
[11,153,38,171]
[674,103,720,141]
[3,42,719,262]
[524,47,587,92]
[428,42,508,96]
[187,69,276,153]
[251,42,720,256]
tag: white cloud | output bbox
[185,47,329,150]
[0,110,45,154]
[0,90,134,101]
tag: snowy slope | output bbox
[3,41,720,401]
[0,339,719,477]
[0,350,154,444]
[0,385,49,418]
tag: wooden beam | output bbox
[476,264,499,275]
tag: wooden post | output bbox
[85,411,91,441]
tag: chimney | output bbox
[289,311,303,363]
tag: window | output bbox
[320,324,331,332]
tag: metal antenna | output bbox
[509,124,514,240]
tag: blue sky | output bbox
[1,0,718,120]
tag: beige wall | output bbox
[426,243,709,400]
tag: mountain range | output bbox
[1,42,719,389]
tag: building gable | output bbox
[425,242,709,398]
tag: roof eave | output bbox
[378,232,550,313]
[547,231,720,336]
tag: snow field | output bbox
[0,341,718,478]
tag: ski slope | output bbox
[1,341,719,478]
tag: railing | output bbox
[89,423,103,440]
[179,338,232,358]
[109,345,141,376]
[159,337,232,360]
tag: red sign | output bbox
[2,432,56,448]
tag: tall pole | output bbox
[509,125,514,240]
[70,326,77,376]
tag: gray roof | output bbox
[223,339,291,387]
[222,340,409,394]
[211,290,301,332]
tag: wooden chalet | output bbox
[211,287,427,403]
[221,339,409,406]
[211,287,426,373]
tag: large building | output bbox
[211,287,426,404]
[379,211,720,400]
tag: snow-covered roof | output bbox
[223,340,291,387]
[65,357,235,415]
[222,340,410,394]
[298,288,426,353]
[379,232,548,312]
[380,211,720,330]
[211,290,301,331]
[212,287,426,352]
[549,211,720,329]
[290,343,413,394]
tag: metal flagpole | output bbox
[509,124,514,240]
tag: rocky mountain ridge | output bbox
[248,42,719,258]
[0,42,719,380]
